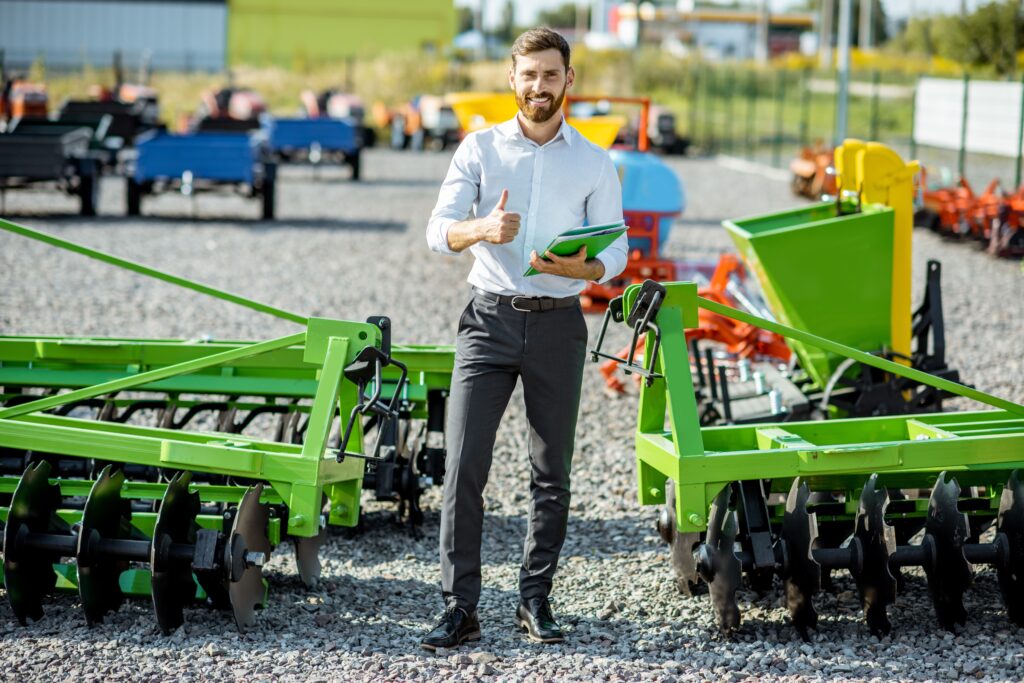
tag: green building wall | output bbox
[228,0,455,66]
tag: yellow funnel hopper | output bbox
[446,92,625,149]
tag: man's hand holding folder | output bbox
[525,220,627,279]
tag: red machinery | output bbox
[599,254,791,394]
[566,95,685,313]
[789,143,837,200]
[0,54,48,123]
[917,169,1024,257]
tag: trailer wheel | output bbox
[126,179,143,216]
[261,178,276,220]
[78,162,99,217]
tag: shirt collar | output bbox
[498,114,573,148]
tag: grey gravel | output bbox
[1,149,1023,682]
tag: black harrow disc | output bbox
[151,471,201,635]
[227,484,271,630]
[851,474,898,637]
[996,470,1024,626]
[77,466,132,625]
[923,472,972,631]
[782,478,821,640]
[3,461,66,624]
[699,485,742,635]
[294,526,327,589]
[659,479,702,596]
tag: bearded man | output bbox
[423,27,627,649]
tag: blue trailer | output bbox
[124,131,276,219]
[264,117,362,180]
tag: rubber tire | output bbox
[78,163,99,217]
[349,151,361,181]
[261,178,275,220]
[126,178,142,216]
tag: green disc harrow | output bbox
[593,279,1024,638]
[0,218,454,632]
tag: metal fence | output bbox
[677,64,1024,191]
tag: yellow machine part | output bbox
[834,139,920,363]
[446,92,626,149]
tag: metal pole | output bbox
[958,73,970,180]
[725,68,736,154]
[690,63,701,148]
[819,0,834,70]
[1016,74,1024,188]
[773,69,786,167]
[870,69,881,142]
[755,0,770,65]
[909,77,918,160]
[799,67,812,146]
[835,0,852,144]
[859,0,873,50]
[746,69,757,160]
[705,67,716,152]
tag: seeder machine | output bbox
[592,141,1024,637]
[0,218,454,632]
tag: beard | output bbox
[515,85,566,123]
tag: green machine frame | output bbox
[595,280,1024,637]
[0,218,455,631]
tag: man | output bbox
[423,27,626,650]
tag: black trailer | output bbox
[0,123,100,215]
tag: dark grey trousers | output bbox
[440,291,588,610]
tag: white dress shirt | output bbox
[427,115,627,298]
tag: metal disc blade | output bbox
[294,526,326,589]
[3,461,64,625]
[78,466,131,625]
[852,474,898,637]
[997,470,1024,626]
[227,484,271,631]
[151,471,200,635]
[923,472,971,631]
[782,478,821,640]
[662,480,703,595]
[705,484,742,635]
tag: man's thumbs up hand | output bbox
[480,189,520,244]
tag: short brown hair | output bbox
[511,28,571,70]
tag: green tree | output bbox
[536,3,580,29]
[893,0,1022,75]
[495,0,516,42]
[456,6,474,35]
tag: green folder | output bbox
[523,220,627,276]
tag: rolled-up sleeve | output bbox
[427,137,480,256]
[586,153,627,284]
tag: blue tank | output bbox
[609,149,686,256]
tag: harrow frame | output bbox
[595,279,1024,635]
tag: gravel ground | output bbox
[1,149,1023,682]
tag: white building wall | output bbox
[0,0,226,71]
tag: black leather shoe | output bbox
[420,605,481,651]
[517,597,564,643]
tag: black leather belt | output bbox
[473,287,579,312]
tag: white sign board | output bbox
[914,77,1023,158]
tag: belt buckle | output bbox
[510,295,533,312]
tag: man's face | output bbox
[509,49,574,124]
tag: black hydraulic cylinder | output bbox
[718,366,732,422]
[691,339,706,387]
[705,349,718,400]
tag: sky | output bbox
[455,0,986,29]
